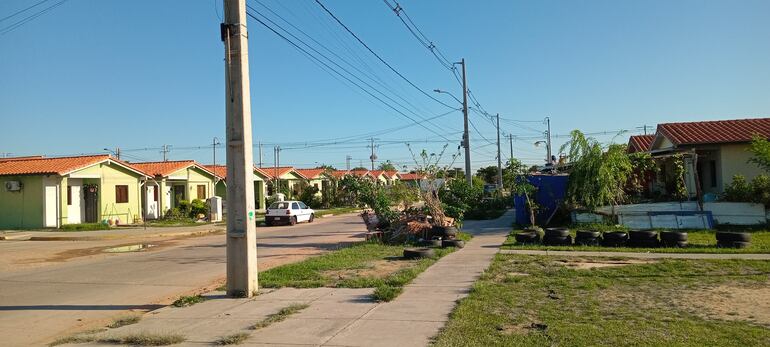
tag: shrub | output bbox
[723,174,770,207]
[190,199,208,217]
[177,200,191,216]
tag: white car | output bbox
[265,200,315,226]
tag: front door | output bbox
[67,183,82,224]
[83,185,99,223]
[44,184,58,228]
[145,185,159,219]
[173,185,185,207]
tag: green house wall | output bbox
[0,175,45,229]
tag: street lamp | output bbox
[433,89,463,106]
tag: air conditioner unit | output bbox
[5,181,22,191]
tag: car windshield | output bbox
[269,202,289,209]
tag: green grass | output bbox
[145,218,205,227]
[108,315,141,328]
[101,332,185,346]
[58,223,111,231]
[215,332,250,345]
[503,229,770,253]
[251,303,309,330]
[171,295,206,307]
[314,207,361,217]
[372,285,403,302]
[432,254,770,346]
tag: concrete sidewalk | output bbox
[1,223,225,241]
[500,249,770,259]
[67,210,515,347]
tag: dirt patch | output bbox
[679,283,770,326]
[323,259,418,281]
[554,258,655,270]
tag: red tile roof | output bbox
[657,118,770,146]
[132,161,216,178]
[259,166,297,180]
[627,135,655,153]
[399,173,426,181]
[349,169,372,178]
[204,165,227,179]
[329,170,349,178]
[0,155,145,177]
[0,155,45,162]
[294,168,326,179]
[369,170,385,178]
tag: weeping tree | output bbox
[561,130,633,215]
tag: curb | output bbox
[25,229,225,242]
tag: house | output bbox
[643,117,770,197]
[261,166,305,198]
[399,173,426,188]
[627,134,655,154]
[349,169,376,180]
[131,161,218,218]
[295,168,333,196]
[0,155,149,229]
[205,165,269,211]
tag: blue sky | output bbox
[1,0,769,170]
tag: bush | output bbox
[190,199,208,217]
[439,180,483,223]
[177,200,191,216]
[723,174,770,206]
[299,185,322,209]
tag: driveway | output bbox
[0,214,366,346]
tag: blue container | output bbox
[514,174,569,226]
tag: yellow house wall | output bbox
[93,163,144,225]
[720,143,765,188]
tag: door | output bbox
[67,183,82,224]
[297,201,310,222]
[173,185,185,207]
[145,185,159,219]
[84,185,99,223]
[44,184,59,228]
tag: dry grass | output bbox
[100,332,185,346]
[250,303,309,330]
[215,332,250,345]
[108,315,141,328]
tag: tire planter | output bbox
[515,231,539,244]
[442,239,465,248]
[603,231,629,241]
[629,230,658,241]
[660,231,688,242]
[544,227,570,238]
[420,239,442,247]
[716,232,751,243]
[661,240,688,248]
[430,225,446,238]
[576,230,601,239]
[543,235,572,246]
[403,248,435,259]
[574,236,600,246]
[443,226,459,237]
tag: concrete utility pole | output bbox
[496,113,502,187]
[368,138,378,171]
[222,0,258,298]
[507,134,514,161]
[346,155,351,171]
[545,116,552,166]
[212,137,220,169]
[458,59,472,185]
[160,145,171,161]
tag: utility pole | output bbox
[458,58,472,185]
[160,145,171,161]
[212,137,220,168]
[507,134,514,161]
[115,148,121,160]
[545,116,552,166]
[496,113,502,187]
[346,155,351,171]
[368,138,378,171]
[222,0,257,298]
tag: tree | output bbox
[377,161,397,171]
[351,166,368,171]
[315,164,336,170]
[748,135,770,172]
[503,158,537,226]
[475,166,498,184]
[560,130,633,213]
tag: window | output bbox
[197,185,206,199]
[709,160,717,188]
[67,186,72,206]
[269,202,289,210]
[313,183,319,189]
[292,202,300,210]
[115,185,128,203]
[299,202,308,209]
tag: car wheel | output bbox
[290,216,297,226]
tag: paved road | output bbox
[0,214,366,346]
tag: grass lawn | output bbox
[503,229,770,253]
[259,233,471,300]
[432,254,770,346]
[144,219,208,228]
[57,223,112,231]
[314,207,361,217]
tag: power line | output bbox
[246,7,455,141]
[0,0,68,36]
[313,0,457,110]
[0,0,52,23]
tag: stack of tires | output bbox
[514,228,540,245]
[660,231,688,248]
[543,227,572,246]
[601,231,628,247]
[627,230,659,248]
[574,230,601,246]
[716,232,751,248]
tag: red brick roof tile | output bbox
[132,161,216,178]
[294,168,326,179]
[657,118,770,146]
[0,155,145,177]
[627,135,655,153]
[399,173,426,181]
